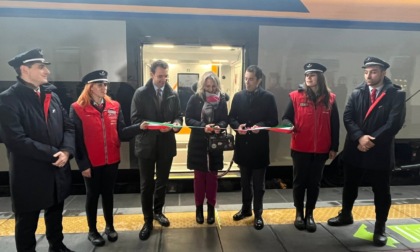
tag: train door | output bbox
[141,44,243,176]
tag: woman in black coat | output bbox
[185,71,228,224]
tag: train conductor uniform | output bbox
[328,57,406,246]
[0,49,75,252]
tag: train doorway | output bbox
[141,44,243,176]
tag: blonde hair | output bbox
[197,71,222,96]
[76,83,112,107]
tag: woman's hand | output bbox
[82,168,91,178]
[213,125,221,134]
[205,124,215,133]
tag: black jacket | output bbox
[130,79,183,159]
[0,79,75,213]
[229,87,278,167]
[342,77,406,170]
[185,93,228,171]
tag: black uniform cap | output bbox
[362,57,390,69]
[304,63,327,74]
[82,70,109,85]
[8,48,50,68]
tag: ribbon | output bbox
[145,121,293,134]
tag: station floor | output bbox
[2,186,420,251]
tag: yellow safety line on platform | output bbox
[1,204,420,236]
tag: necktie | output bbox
[157,88,162,104]
[370,88,377,104]
[35,89,40,99]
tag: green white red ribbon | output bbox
[145,121,293,134]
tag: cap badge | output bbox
[307,64,312,68]
[99,71,106,76]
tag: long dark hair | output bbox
[304,72,331,108]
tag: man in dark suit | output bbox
[131,60,182,241]
[327,57,406,246]
[229,65,278,230]
[0,49,75,252]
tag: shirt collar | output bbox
[153,84,165,93]
[91,98,104,107]
[369,85,383,94]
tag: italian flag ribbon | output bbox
[145,121,293,134]
[251,124,294,134]
[145,121,182,130]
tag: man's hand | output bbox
[251,125,260,134]
[358,135,375,152]
[140,121,149,130]
[52,151,70,168]
[237,124,247,135]
[173,121,181,133]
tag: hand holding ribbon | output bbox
[205,124,215,133]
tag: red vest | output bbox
[72,100,121,167]
[289,91,336,153]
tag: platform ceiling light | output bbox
[212,46,232,50]
[212,60,229,63]
[153,44,174,48]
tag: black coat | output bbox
[185,93,228,171]
[0,79,75,213]
[342,77,406,170]
[229,87,278,167]
[130,79,183,159]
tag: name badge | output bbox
[107,109,117,116]
[299,103,308,107]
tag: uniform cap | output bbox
[81,70,109,84]
[362,57,390,69]
[8,48,50,68]
[304,63,327,74]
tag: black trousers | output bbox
[138,157,173,223]
[292,151,328,210]
[15,202,64,252]
[84,163,118,232]
[342,163,392,223]
[239,165,266,216]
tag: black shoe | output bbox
[48,244,74,252]
[305,214,317,232]
[327,211,354,226]
[373,232,387,246]
[139,223,153,241]
[88,231,105,246]
[105,226,118,242]
[373,221,387,246]
[196,205,204,224]
[294,209,306,230]
[207,204,215,224]
[254,216,264,230]
[233,210,252,221]
[154,213,170,227]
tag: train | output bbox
[0,0,420,192]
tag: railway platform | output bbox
[2,186,420,251]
